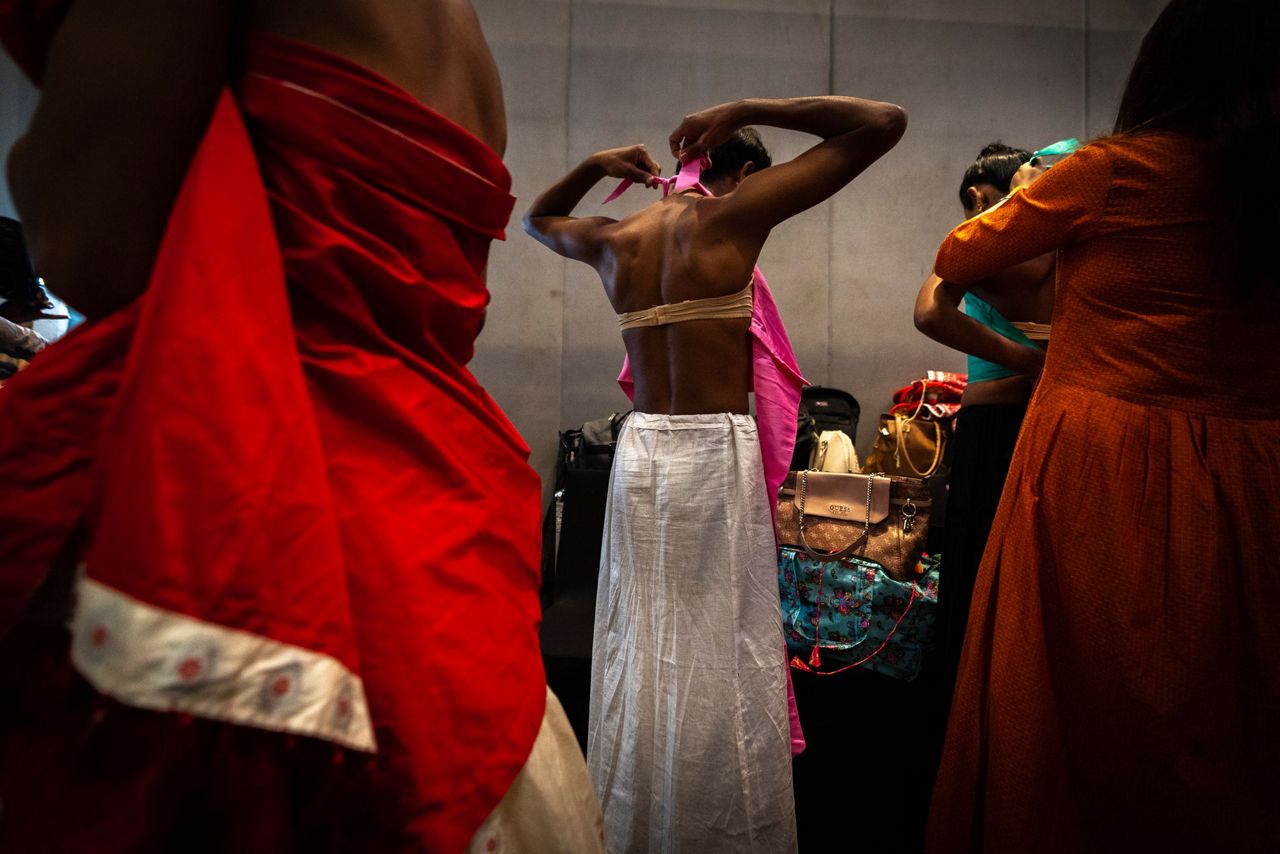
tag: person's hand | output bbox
[1010,161,1049,192]
[589,145,662,187]
[1016,344,1047,383]
[668,101,743,163]
[0,298,63,325]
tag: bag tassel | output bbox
[807,559,826,670]
[789,583,920,678]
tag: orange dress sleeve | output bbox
[934,142,1114,285]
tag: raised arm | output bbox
[522,145,662,267]
[668,96,907,237]
[934,144,1113,285]
[5,0,234,319]
[913,274,1045,379]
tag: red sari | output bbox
[0,18,545,851]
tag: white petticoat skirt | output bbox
[587,413,797,853]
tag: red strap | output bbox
[790,580,918,677]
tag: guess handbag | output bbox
[775,470,930,582]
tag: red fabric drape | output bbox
[0,18,545,850]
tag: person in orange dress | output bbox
[925,1,1280,850]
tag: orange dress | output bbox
[926,132,1280,852]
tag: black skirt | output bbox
[792,404,1029,851]
[934,403,1027,721]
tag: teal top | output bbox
[1029,137,1080,164]
[963,292,1040,383]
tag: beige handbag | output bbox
[775,470,931,583]
[861,412,944,479]
[808,429,859,474]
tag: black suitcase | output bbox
[539,411,630,749]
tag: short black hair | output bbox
[958,142,1031,209]
[0,217,41,305]
[700,128,772,185]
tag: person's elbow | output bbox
[913,297,944,338]
[523,215,566,259]
[522,211,550,246]
[874,103,908,147]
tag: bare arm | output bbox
[668,96,907,238]
[913,274,1045,378]
[522,144,661,266]
[6,0,234,319]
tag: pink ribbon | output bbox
[602,156,711,204]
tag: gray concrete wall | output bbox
[472,0,1164,499]
[0,53,36,217]
[0,1,1164,496]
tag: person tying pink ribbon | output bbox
[525,95,906,853]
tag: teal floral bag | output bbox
[778,547,940,681]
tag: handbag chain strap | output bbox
[797,470,874,560]
[864,473,873,536]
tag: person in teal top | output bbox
[955,140,1076,384]
[913,141,1056,795]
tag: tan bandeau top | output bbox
[1011,321,1051,342]
[617,280,754,331]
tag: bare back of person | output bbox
[971,257,1055,327]
[601,191,759,414]
[525,95,909,417]
[250,0,507,154]
[9,0,506,319]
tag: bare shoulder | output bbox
[680,194,767,271]
[249,0,506,152]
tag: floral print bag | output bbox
[778,547,940,681]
